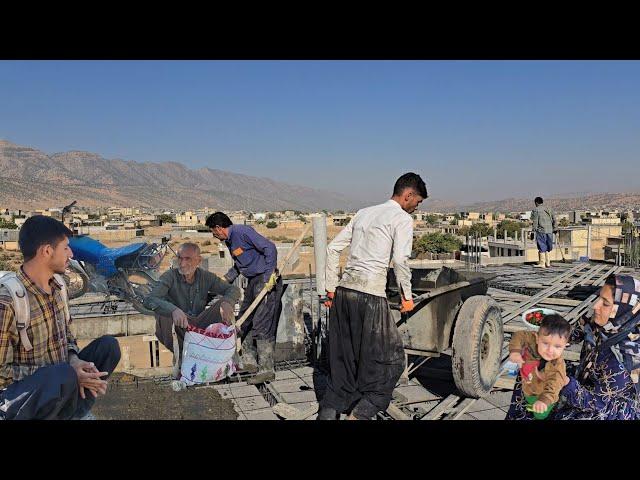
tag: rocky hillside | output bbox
[0,140,358,211]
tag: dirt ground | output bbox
[91,372,239,420]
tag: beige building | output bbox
[176,212,200,226]
[587,217,621,226]
[480,213,493,223]
[486,224,623,263]
[109,207,135,217]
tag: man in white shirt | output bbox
[318,172,427,420]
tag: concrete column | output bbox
[587,224,592,259]
[493,226,497,240]
[312,214,327,296]
[515,230,518,241]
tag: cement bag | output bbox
[180,323,237,385]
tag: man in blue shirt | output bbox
[206,212,283,384]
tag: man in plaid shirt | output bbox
[0,216,121,420]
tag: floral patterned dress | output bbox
[551,346,640,420]
[505,375,537,420]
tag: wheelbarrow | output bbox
[387,266,503,398]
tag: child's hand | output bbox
[532,401,548,414]
[509,352,524,367]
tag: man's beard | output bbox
[53,260,68,275]
[178,266,197,276]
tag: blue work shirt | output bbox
[224,225,277,282]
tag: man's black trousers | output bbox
[320,287,405,419]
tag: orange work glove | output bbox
[400,297,414,313]
[324,291,335,308]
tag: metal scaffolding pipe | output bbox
[312,214,327,296]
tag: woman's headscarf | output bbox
[578,274,640,393]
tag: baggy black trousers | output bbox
[0,335,121,420]
[320,287,405,419]
[238,273,284,342]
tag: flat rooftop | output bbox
[89,261,640,420]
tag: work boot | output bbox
[247,339,276,384]
[316,406,340,420]
[534,251,546,268]
[237,336,259,374]
[544,251,551,267]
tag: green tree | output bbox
[457,226,470,237]
[267,213,276,219]
[266,221,278,229]
[425,214,439,225]
[334,210,345,215]
[558,218,570,228]
[469,222,493,237]
[298,215,307,223]
[496,220,528,239]
[413,233,462,255]
[158,214,175,224]
[623,221,635,235]
[0,218,18,229]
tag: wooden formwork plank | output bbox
[387,403,412,420]
[566,265,624,323]
[487,288,581,306]
[393,384,441,405]
[444,398,476,420]
[422,394,460,420]
[493,377,516,390]
[502,264,588,322]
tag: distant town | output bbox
[2,204,640,274]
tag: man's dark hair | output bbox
[392,172,428,198]
[205,212,233,229]
[534,197,544,206]
[19,215,73,261]
[539,313,571,340]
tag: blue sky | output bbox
[1,60,639,205]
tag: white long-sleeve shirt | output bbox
[325,199,414,298]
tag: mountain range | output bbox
[1,140,638,214]
[422,193,640,214]
[0,140,359,211]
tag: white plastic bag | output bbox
[180,323,237,385]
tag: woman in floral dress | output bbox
[552,274,640,420]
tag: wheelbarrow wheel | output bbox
[451,295,503,398]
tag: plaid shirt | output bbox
[0,267,80,389]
